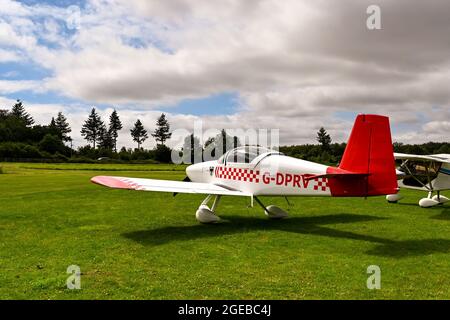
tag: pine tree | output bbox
[55,112,71,142]
[11,100,34,126]
[130,119,148,149]
[151,113,172,145]
[48,117,58,137]
[108,110,122,152]
[49,117,57,129]
[316,127,331,150]
[98,123,113,150]
[81,107,104,149]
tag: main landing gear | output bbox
[195,195,222,224]
[386,194,403,203]
[195,195,289,223]
[386,191,449,208]
[419,191,449,208]
[253,196,289,220]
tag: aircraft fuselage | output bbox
[186,155,332,197]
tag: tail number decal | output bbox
[215,167,329,191]
[262,172,329,191]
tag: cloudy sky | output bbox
[0,0,449,149]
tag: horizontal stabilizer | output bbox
[305,169,369,181]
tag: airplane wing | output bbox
[91,176,251,196]
[394,153,450,164]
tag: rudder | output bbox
[328,114,398,196]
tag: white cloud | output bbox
[0,80,46,94]
[0,0,31,16]
[0,0,449,145]
[0,48,21,62]
[423,121,450,135]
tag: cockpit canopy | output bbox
[218,146,282,165]
[399,160,442,188]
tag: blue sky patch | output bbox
[0,61,52,80]
[160,92,239,116]
[17,0,86,8]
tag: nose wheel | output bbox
[254,196,289,219]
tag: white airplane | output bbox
[92,114,399,223]
[386,153,450,207]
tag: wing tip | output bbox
[91,176,131,189]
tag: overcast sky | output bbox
[0,0,449,149]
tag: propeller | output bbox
[173,176,191,197]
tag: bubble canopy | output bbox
[218,146,282,164]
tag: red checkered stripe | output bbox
[313,177,329,191]
[121,178,146,190]
[215,166,260,183]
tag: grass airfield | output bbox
[1,162,450,299]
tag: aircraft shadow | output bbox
[393,202,424,208]
[395,202,445,208]
[430,207,450,221]
[122,213,450,258]
[395,203,450,220]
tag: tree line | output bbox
[280,126,450,165]
[0,100,448,164]
[0,100,174,162]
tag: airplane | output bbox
[91,114,399,223]
[386,153,450,208]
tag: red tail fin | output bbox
[327,114,398,197]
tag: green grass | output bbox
[0,162,449,299]
[16,162,187,172]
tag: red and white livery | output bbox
[92,114,399,223]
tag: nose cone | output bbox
[186,163,203,182]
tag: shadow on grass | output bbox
[366,239,450,257]
[123,213,450,258]
[124,213,385,243]
[393,202,424,208]
[395,202,450,222]
[396,202,448,209]
[430,207,450,221]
